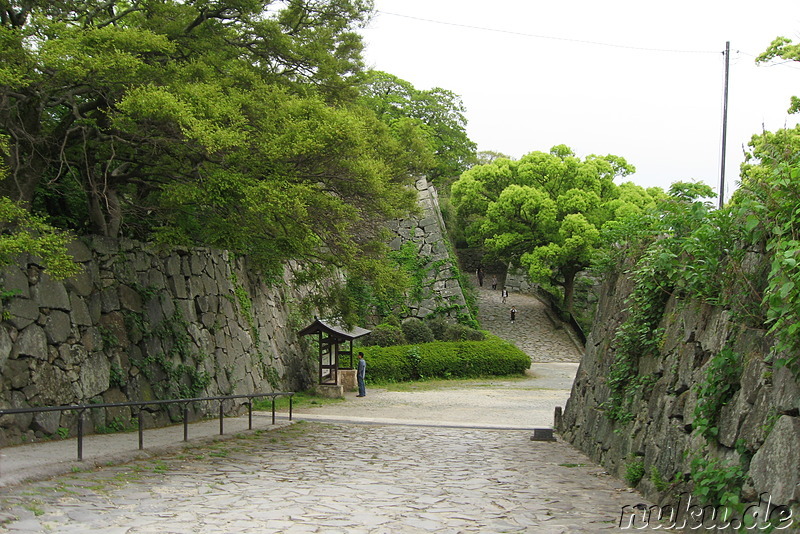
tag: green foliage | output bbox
[401,320,434,344]
[624,458,646,487]
[342,239,477,327]
[360,71,477,184]
[109,364,127,389]
[96,416,137,434]
[757,36,800,113]
[597,183,759,424]
[737,145,800,372]
[649,466,670,492]
[0,196,80,280]
[1,0,442,314]
[442,323,485,342]
[130,302,211,399]
[362,336,531,382]
[362,323,407,347]
[424,316,449,341]
[602,249,671,423]
[689,453,745,508]
[451,144,656,314]
[693,347,743,441]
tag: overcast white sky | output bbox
[359,1,800,198]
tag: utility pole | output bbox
[719,41,730,209]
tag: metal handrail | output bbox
[0,391,294,460]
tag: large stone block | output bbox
[43,310,72,344]
[1,265,31,298]
[739,388,773,450]
[32,274,71,310]
[31,410,60,435]
[100,286,120,313]
[772,365,800,415]
[12,324,47,360]
[69,293,92,326]
[64,267,93,297]
[6,297,39,330]
[0,327,12,371]
[749,415,800,504]
[4,357,30,390]
[30,364,74,405]
[80,352,111,399]
[99,311,130,348]
[118,284,143,312]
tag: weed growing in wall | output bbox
[738,159,800,374]
[693,346,743,442]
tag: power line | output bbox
[375,10,720,55]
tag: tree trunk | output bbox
[561,266,579,317]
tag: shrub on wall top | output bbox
[362,323,406,347]
[401,319,434,344]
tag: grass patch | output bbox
[252,391,345,412]
[375,374,531,392]
[22,501,45,517]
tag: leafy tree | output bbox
[0,135,79,279]
[451,145,659,314]
[757,37,800,113]
[476,150,511,165]
[359,70,477,185]
[0,0,428,294]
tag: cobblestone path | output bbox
[0,276,646,533]
[0,423,639,533]
[473,280,583,363]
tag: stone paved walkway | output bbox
[474,280,582,363]
[0,280,648,533]
[0,423,640,533]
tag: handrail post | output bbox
[248,401,253,430]
[77,409,84,461]
[138,410,144,450]
[219,402,224,435]
[183,404,189,442]
[271,395,276,425]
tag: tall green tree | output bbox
[758,36,800,114]
[451,145,658,314]
[0,136,79,279]
[359,70,477,185]
[0,0,425,289]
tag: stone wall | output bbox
[386,178,469,319]
[0,237,311,445]
[557,256,800,520]
[0,180,470,444]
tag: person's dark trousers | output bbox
[358,377,366,396]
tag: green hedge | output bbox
[361,336,531,382]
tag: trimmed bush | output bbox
[361,336,531,382]
[402,319,434,344]
[443,323,485,342]
[362,323,406,347]
[425,316,449,341]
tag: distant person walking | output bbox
[491,275,498,290]
[510,306,517,324]
[501,287,509,304]
[477,266,484,287]
[356,352,367,397]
